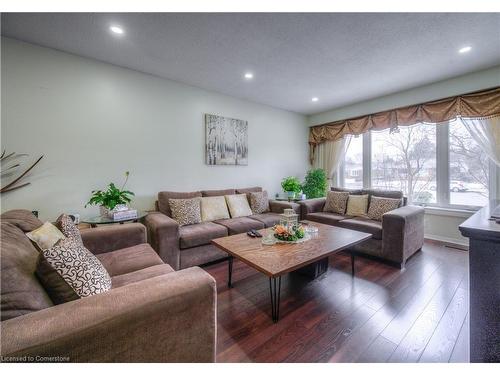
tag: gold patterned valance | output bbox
[309,86,500,163]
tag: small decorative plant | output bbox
[85,171,135,211]
[302,168,328,199]
[281,176,302,198]
[273,224,305,242]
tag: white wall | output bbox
[1,38,309,220]
[307,66,500,246]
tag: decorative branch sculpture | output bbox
[1,150,44,193]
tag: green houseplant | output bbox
[302,168,328,199]
[85,171,135,216]
[281,176,302,199]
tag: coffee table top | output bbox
[211,221,372,277]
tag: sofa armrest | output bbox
[0,267,216,363]
[382,205,425,265]
[269,200,300,214]
[298,198,326,219]
[80,223,147,255]
[143,212,181,270]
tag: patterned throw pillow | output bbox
[249,191,270,214]
[225,194,253,218]
[201,196,230,222]
[56,214,83,244]
[346,194,369,216]
[26,222,66,250]
[36,237,112,304]
[169,197,202,226]
[367,196,401,221]
[323,191,349,214]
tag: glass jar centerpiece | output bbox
[272,209,306,242]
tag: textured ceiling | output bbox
[2,13,500,115]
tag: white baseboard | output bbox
[425,234,469,249]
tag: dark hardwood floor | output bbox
[203,240,469,363]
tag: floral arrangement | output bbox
[273,224,305,242]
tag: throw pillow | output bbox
[323,191,349,214]
[346,194,369,216]
[169,197,202,226]
[225,194,253,218]
[56,214,83,244]
[201,196,230,222]
[36,236,112,304]
[367,196,401,221]
[249,191,270,214]
[26,222,66,250]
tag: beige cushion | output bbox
[225,194,253,218]
[323,191,349,214]
[249,191,270,214]
[169,197,202,226]
[346,194,369,216]
[367,196,401,221]
[201,196,230,222]
[26,222,65,250]
[36,237,112,304]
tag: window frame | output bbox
[338,120,498,211]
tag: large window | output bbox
[339,120,495,210]
[343,135,363,189]
[372,124,436,204]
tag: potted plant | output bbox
[302,168,328,199]
[281,176,302,199]
[85,171,135,217]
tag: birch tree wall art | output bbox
[205,114,248,165]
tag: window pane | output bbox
[371,124,437,204]
[449,119,489,207]
[343,135,363,189]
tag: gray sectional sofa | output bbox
[144,187,300,270]
[299,187,425,268]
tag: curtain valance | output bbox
[309,87,500,164]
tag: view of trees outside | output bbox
[343,136,363,189]
[371,124,436,204]
[342,120,490,207]
[449,119,489,206]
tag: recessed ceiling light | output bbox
[110,25,124,35]
[312,97,319,102]
[458,46,471,54]
[244,72,254,80]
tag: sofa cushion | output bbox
[0,209,44,232]
[336,217,383,240]
[346,194,369,216]
[158,191,202,217]
[179,222,228,249]
[236,186,262,195]
[331,187,363,195]
[201,196,230,221]
[56,213,84,244]
[111,264,175,289]
[249,191,270,214]
[1,222,53,321]
[169,197,202,226]
[214,217,265,235]
[37,236,112,304]
[249,213,282,227]
[323,191,349,215]
[363,189,404,202]
[96,243,164,277]
[367,196,402,221]
[226,194,253,218]
[26,222,65,250]
[201,188,235,197]
[305,212,348,226]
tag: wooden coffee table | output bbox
[211,221,372,322]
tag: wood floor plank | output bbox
[203,241,469,363]
[449,313,470,363]
[419,287,468,362]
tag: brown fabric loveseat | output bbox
[299,188,425,268]
[0,209,216,362]
[144,187,300,270]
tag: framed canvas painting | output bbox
[205,114,248,165]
